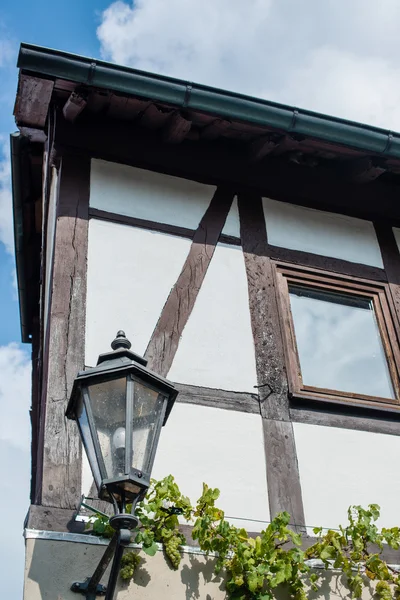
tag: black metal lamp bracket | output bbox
[71,526,133,600]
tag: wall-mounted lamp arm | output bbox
[71,526,132,599]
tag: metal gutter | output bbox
[18,43,400,159]
[10,132,29,343]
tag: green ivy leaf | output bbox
[142,541,158,557]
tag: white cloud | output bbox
[0,343,31,451]
[0,138,14,255]
[267,48,400,131]
[0,343,31,599]
[0,440,30,600]
[97,0,400,130]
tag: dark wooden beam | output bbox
[26,504,85,534]
[374,223,400,335]
[174,382,260,414]
[54,115,400,221]
[248,134,276,162]
[140,104,171,129]
[268,243,387,282]
[291,405,400,437]
[200,118,231,140]
[89,207,195,240]
[40,154,90,509]
[145,187,234,376]
[238,193,305,529]
[107,95,150,120]
[263,419,305,532]
[271,135,301,156]
[62,89,88,123]
[89,207,241,246]
[19,127,47,143]
[238,193,290,422]
[14,74,54,127]
[162,112,192,143]
[342,157,387,184]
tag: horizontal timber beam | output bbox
[53,114,400,222]
[268,244,387,282]
[174,382,260,414]
[89,207,240,245]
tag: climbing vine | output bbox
[87,476,400,599]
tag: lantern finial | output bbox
[111,330,132,351]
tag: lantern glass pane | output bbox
[87,376,127,480]
[131,380,167,475]
[76,388,102,488]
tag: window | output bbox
[275,264,400,410]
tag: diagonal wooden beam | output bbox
[238,193,305,530]
[144,187,234,376]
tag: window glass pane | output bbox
[289,285,395,399]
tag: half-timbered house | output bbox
[12,43,400,598]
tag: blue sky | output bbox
[0,0,112,340]
[0,3,112,598]
[2,1,400,598]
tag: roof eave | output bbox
[17,42,400,159]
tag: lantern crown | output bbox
[97,330,148,367]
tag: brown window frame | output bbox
[274,262,400,412]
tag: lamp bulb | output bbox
[112,427,126,452]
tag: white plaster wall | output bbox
[43,167,58,336]
[222,196,240,238]
[90,159,216,230]
[167,243,257,393]
[294,422,400,530]
[263,197,383,268]
[152,403,269,531]
[392,227,400,254]
[85,220,191,366]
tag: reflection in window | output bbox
[289,285,395,399]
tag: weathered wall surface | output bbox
[294,422,400,531]
[90,159,216,230]
[24,534,385,600]
[262,197,383,267]
[152,403,269,531]
[24,536,224,600]
[167,242,257,392]
[85,221,191,364]
[80,158,400,546]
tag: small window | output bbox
[275,264,400,410]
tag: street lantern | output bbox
[67,331,178,599]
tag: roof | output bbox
[12,43,400,343]
[16,43,400,159]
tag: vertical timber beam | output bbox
[39,153,90,509]
[238,193,305,530]
[374,222,400,334]
[145,187,234,376]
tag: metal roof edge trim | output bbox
[10,132,29,343]
[17,43,400,159]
